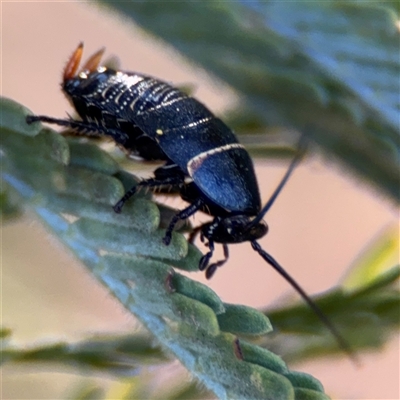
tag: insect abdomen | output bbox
[104,71,261,212]
[65,68,261,213]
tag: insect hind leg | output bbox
[27,114,136,147]
[26,115,107,138]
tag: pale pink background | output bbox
[2,2,399,399]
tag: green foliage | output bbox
[260,234,400,362]
[259,267,400,361]
[98,0,400,202]
[0,184,22,221]
[1,332,168,373]
[1,97,330,399]
[342,226,399,290]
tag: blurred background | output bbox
[2,2,399,399]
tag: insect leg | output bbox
[199,239,215,271]
[26,115,126,140]
[113,174,184,213]
[162,197,204,245]
[26,115,98,135]
[205,244,229,279]
[114,161,185,213]
[188,225,203,244]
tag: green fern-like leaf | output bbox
[261,264,400,362]
[1,331,168,373]
[1,97,330,400]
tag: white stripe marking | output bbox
[187,143,244,176]
[114,86,131,104]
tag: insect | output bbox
[27,43,354,359]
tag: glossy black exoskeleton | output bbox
[26,44,354,359]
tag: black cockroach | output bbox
[27,43,354,359]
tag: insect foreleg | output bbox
[205,244,229,279]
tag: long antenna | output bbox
[247,139,306,230]
[251,240,358,363]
